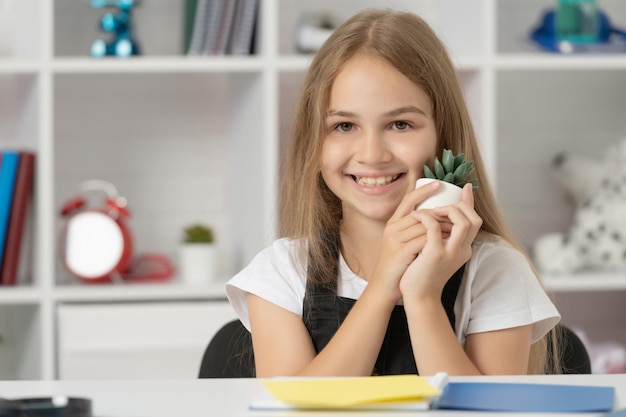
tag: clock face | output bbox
[65,211,124,280]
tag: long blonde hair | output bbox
[280,8,561,374]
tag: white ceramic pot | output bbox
[178,243,218,284]
[415,178,463,210]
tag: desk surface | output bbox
[0,374,624,417]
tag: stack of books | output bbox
[0,149,35,287]
[184,0,259,56]
[251,373,615,413]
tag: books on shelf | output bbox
[185,0,258,56]
[0,149,36,286]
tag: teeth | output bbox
[356,175,398,186]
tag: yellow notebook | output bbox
[250,373,447,411]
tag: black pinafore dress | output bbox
[302,265,465,375]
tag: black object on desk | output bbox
[0,396,91,417]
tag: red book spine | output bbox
[0,151,35,286]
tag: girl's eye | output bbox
[335,122,353,132]
[392,121,410,130]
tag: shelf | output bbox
[0,288,42,304]
[544,273,626,292]
[51,56,265,74]
[496,54,626,70]
[276,55,313,72]
[0,60,40,73]
[52,281,229,303]
[275,54,486,73]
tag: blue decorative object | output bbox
[530,6,626,53]
[90,0,141,58]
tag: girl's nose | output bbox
[355,131,392,164]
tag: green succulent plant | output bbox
[183,224,214,243]
[423,148,478,190]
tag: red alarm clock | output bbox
[59,180,133,283]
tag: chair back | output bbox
[198,319,255,378]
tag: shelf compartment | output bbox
[0,304,41,380]
[496,70,626,252]
[56,301,236,379]
[277,0,484,56]
[553,290,626,349]
[54,0,263,59]
[497,0,626,55]
[52,72,270,286]
[0,0,42,59]
[54,0,184,58]
[0,74,39,150]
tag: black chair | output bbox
[198,319,255,378]
[548,324,592,374]
[198,320,591,377]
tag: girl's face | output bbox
[321,53,437,223]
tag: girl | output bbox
[226,8,561,377]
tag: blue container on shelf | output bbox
[556,0,599,43]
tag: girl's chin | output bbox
[345,207,397,223]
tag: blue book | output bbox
[0,150,20,272]
[435,381,615,413]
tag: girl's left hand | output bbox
[399,183,482,300]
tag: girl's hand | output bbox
[399,183,482,300]
[369,180,451,304]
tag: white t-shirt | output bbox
[225,235,560,345]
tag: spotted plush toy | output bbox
[533,139,626,274]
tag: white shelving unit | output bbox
[1,0,626,380]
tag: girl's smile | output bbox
[351,174,402,187]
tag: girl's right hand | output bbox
[369,180,449,303]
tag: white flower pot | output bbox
[178,243,218,284]
[415,178,463,210]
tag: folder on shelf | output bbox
[227,0,257,55]
[187,0,210,55]
[183,0,200,54]
[250,373,615,413]
[0,151,35,286]
[200,0,226,56]
[212,0,237,55]
[0,150,20,277]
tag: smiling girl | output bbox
[226,8,561,377]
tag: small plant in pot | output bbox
[179,223,218,284]
[184,224,214,243]
[415,149,478,210]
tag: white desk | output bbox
[0,374,624,417]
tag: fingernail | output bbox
[431,180,440,188]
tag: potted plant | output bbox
[178,223,218,284]
[415,149,478,210]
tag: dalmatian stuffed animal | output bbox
[533,139,626,274]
